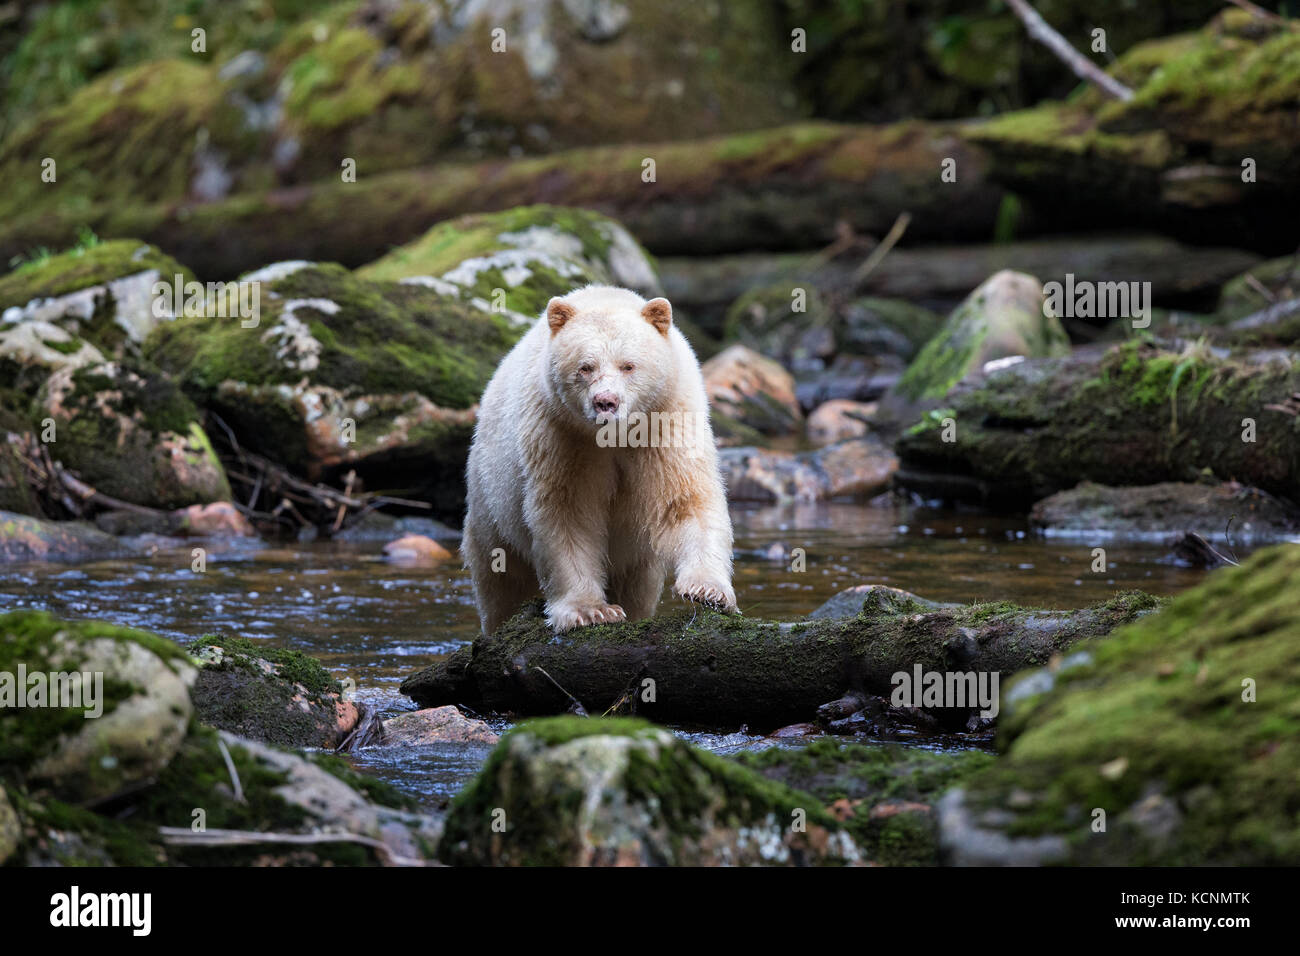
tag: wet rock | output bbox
[840,297,944,360]
[0,511,133,563]
[944,543,1300,865]
[188,635,357,750]
[1030,480,1300,544]
[438,716,862,866]
[333,512,461,543]
[732,738,993,866]
[809,584,954,621]
[0,610,196,804]
[769,722,820,738]
[381,706,499,746]
[175,501,256,537]
[382,534,453,565]
[806,399,876,446]
[795,357,897,411]
[701,345,803,437]
[719,435,897,503]
[893,269,1069,403]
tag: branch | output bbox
[1004,0,1135,101]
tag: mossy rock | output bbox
[0,434,40,516]
[841,297,945,360]
[439,716,862,866]
[8,724,438,866]
[38,360,231,509]
[0,238,197,360]
[355,204,662,323]
[733,739,994,866]
[0,610,196,804]
[146,261,517,501]
[188,634,354,750]
[722,281,835,370]
[895,269,1069,402]
[0,510,134,564]
[941,543,1300,865]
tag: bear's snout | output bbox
[592,391,620,415]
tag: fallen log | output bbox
[399,590,1160,729]
[894,340,1300,508]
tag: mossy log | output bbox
[0,122,1004,279]
[894,340,1300,508]
[400,591,1160,729]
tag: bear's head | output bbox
[543,286,678,429]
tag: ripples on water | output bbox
[1,500,1221,807]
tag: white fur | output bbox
[463,285,736,634]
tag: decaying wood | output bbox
[400,592,1157,729]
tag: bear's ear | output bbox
[546,297,576,334]
[642,297,672,336]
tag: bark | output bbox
[894,341,1300,508]
[0,122,1003,279]
[399,591,1158,729]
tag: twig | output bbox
[1004,0,1135,101]
[215,736,245,804]
[851,212,911,287]
[1231,297,1300,330]
[533,665,587,716]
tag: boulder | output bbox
[806,399,876,446]
[722,282,836,372]
[893,270,1069,402]
[0,610,196,803]
[188,635,357,750]
[719,435,897,503]
[1030,480,1300,544]
[438,716,862,866]
[701,345,803,438]
[381,706,499,747]
[940,543,1300,865]
[38,361,230,509]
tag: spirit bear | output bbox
[463,285,736,634]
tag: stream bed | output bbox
[1,500,1220,810]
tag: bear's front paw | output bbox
[674,578,738,613]
[547,601,628,632]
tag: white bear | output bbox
[463,284,736,634]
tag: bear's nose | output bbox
[593,392,620,414]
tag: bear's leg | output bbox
[666,506,738,613]
[464,525,538,636]
[609,560,665,622]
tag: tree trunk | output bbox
[399,591,1159,730]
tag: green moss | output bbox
[0,238,194,310]
[190,634,340,697]
[962,543,1300,864]
[147,263,522,410]
[0,610,188,776]
[441,716,849,866]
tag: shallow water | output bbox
[1,500,1224,809]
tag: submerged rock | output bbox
[0,511,133,563]
[438,716,862,866]
[0,610,196,803]
[382,534,453,565]
[188,635,357,750]
[1030,480,1300,544]
[940,543,1300,865]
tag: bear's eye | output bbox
[579,363,595,375]
[620,362,635,373]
